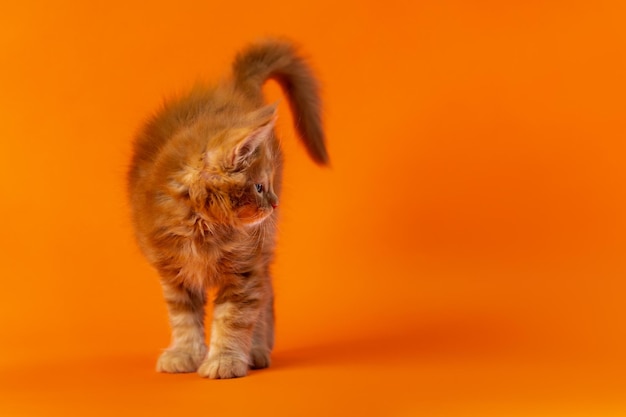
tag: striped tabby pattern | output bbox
[128,40,327,379]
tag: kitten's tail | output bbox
[232,39,328,165]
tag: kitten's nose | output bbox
[269,192,279,209]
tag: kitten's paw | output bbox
[197,354,249,379]
[249,347,271,370]
[156,349,204,373]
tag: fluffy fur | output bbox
[128,40,327,379]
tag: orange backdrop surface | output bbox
[1,1,625,416]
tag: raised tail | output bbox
[232,39,328,165]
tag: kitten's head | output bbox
[189,104,280,227]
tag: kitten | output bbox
[127,40,328,379]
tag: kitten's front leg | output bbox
[198,275,266,379]
[156,281,207,373]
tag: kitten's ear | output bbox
[231,105,277,167]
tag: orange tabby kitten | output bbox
[128,40,327,379]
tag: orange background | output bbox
[1,1,625,416]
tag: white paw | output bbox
[156,348,205,373]
[197,354,249,379]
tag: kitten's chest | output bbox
[178,227,257,289]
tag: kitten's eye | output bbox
[255,184,264,193]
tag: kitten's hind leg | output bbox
[250,290,274,369]
[156,281,207,373]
